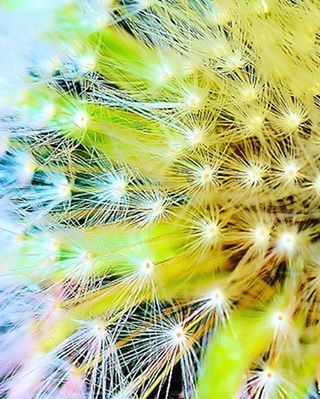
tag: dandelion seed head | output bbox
[251,224,270,247]
[168,324,186,346]
[240,86,257,103]
[139,259,154,277]
[271,311,289,332]
[276,230,298,256]
[184,90,205,111]
[245,165,264,186]
[203,221,220,242]
[209,288,225,308]
[73,110,89,129]
[186,127,205,146]
[199,165,216,186]
[109,177,127,201]
[281,159,300,182]
[156,64,173,84]
[284,111,302,130]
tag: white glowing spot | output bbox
[209,288,225,307]
[260,0,269,13]
[247,114,264,132]
[258,367,281,395]
[140,259,154,276]
[157,64,173,83]
[271,311,289,331]
[73,110,89,128]
[252,224,270,247]
[245,165,263,186]
[203,221,220,241]
[42,103,56,120]
[49,238,61,252]
[16,152,35,186]
[184,91,204,110]
[169,325,186,346]
[199,166,216,185]
[284,111,302,130]
[56,180,72,200]
[281,160,299,182]
[151,201,165,217]
[77,55,96,73]
[140,194,170,224]
[276,231,297,255]
[90,321,107,339]
[110,178,127,201]
[186,127,205,146]
[226,54,243,69]
[81,251,93,265]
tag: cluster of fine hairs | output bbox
[2,0,320,398]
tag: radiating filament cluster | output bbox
[1,0,320,398]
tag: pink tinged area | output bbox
[6,352,49,399]
[7,366,43,399]
[0,330,35,377]
[52,374,86,399]
[7,383,39,399]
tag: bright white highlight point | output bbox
[90,320,107,339]
[110,178,127,201]
[271,311,289,331]
[276,231,297,255]
[156,64,173,83]
[199,166,216,185]
[186,127,205,146]
[245,165,263,186]
[226,54,243,69]
[203,221,220,241]
[285,111,302,130]
[41,103,56,120]
[140,259,154,276]
[73,110,89,128]
[150,200,165,219]
[209,288,225,307]
[260,0,269,13]
[252,224,270,247]
[184,91,205,110]
[77,55,96,73]
[241,86,257,102]
[246,114,264,132]
[16,151,35,186]
[281,160,299,182]
[169,325,186,346]
[56,179,72,200]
